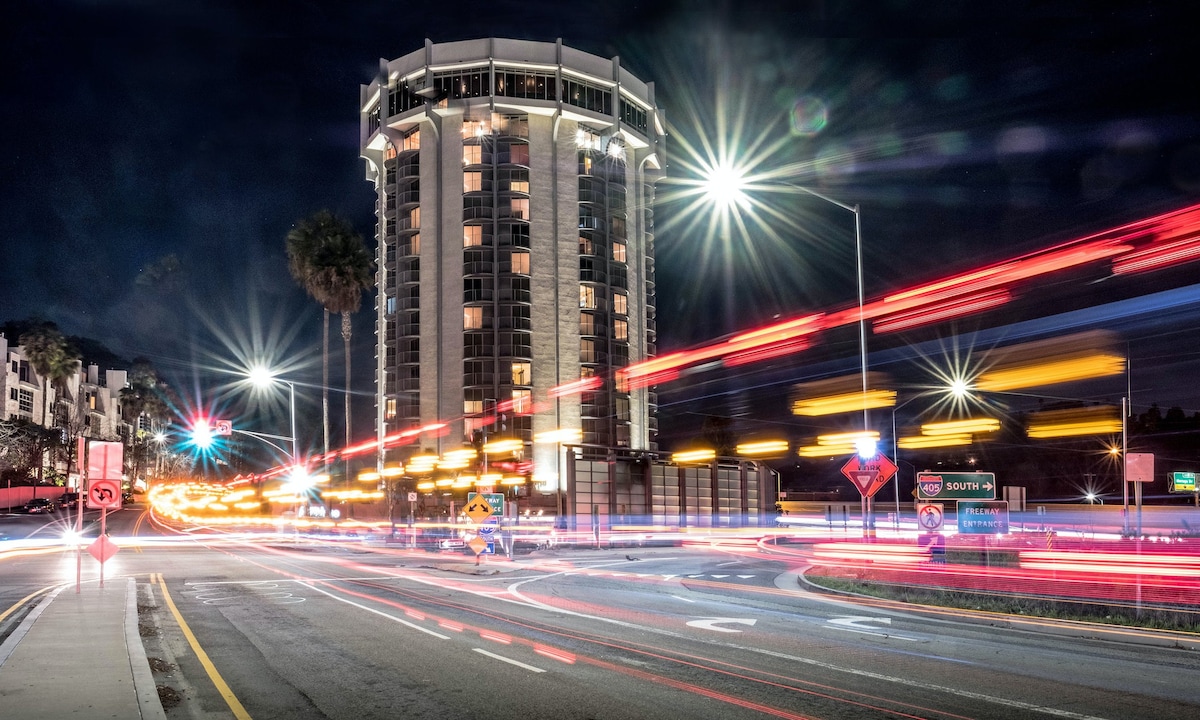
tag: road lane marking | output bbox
[154,573,253,720]
[686,617,758,633]
[473,647,545,672]
[298,581,450,639]
[828,616,919,641]
[0,585,54,625]
[671,595,696,603]
[510,571,1112,718]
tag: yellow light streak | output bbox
[897,434,974,449]
[791,389,897,416]
[975,354,1126,391]
[735,440,790,456]
[816,430,879,446]
[672,449,716,463]
[919,418,1000,435]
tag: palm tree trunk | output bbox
[342,311,352,448]
[322,308,331,472]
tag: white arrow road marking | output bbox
[828,616,918,641]
[686,617,758,633]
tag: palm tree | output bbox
[19,326,81,483]
[286,211,374,465]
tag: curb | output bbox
[125,577,166,720]
[0,585,63,668]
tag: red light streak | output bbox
[873,290,1012,334]
[722,338,811,367]
[533,644,577,664]
[1112,235,1200,275]
[479,630,512,644]
[1020,550,1200,577]
[548,376,602,397]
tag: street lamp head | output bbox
[948,377,973,398]
[247,365,277,388]
[701,163,751,210]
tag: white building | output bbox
[360,38,666,474]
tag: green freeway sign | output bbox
[1170,472,1197,493]
[916,472,996,500]
[957,500,1009,534]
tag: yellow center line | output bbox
[153,573,253,720]
[0,586,55,625]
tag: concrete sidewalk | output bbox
[0,577,164,719]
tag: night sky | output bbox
[4,1,1199,447]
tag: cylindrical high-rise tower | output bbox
[360,38,666,490]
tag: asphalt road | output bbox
[3,511,1199,719]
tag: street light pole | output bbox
[786,186,868,435]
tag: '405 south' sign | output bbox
[916,471,996,500]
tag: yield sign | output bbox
[840,453,898,498]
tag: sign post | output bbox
[463,493,497,564]
[839,453,898,538]
[85,441,123,589]
[1126,453,1153,536]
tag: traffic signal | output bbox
[190,417,215,449]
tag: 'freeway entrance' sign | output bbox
[957,500,1009,534]
[917,471,996,500]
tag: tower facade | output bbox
[360,38,665,485]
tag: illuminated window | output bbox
[511,198,529,220]
[579,312,595,335]
[614,319,628,342]
[580,366,596,378]
[463,145,481,165]
[581,154,593,174]
[615,397,630,421]
[464,226,482,247]
[612,292,627,315]
[511,251,529,274]
[511,180,529,193]
[401,129,420,151]
[512,388,532,413]
[463,171,482,193]
[580,339,597,364]
[579,236,594,255]
[408,207,420,228]
[464,399,483,415]
[612,241,626,263]
[385,398,397,420]
[512,361,531,385]
[509,145,529,165]
[462,119,489,138]
[579,285,595,309]
[464,306,482,329]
